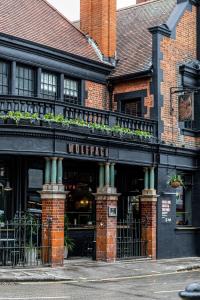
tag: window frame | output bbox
[0,60,10,95]
[115,90,147,118]
[16,64,35,97]
[63,77,80,105]
[41,70,58,100]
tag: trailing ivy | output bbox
[0,111,153,139]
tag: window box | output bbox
[41,120,52,128]
[6,118,17,125]
[69,124,90,134]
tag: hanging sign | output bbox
[178,93,194,122]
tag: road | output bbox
[0,269,199,300]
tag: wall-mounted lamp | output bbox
[4,181,12,192]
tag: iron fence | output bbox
[117,216,147,260]
[0,214,51,267]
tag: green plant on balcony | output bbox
[1,110,153,141]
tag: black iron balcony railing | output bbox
[0,95,157,137]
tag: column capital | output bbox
[58,157,64,161]
[45,157,50,161]
[51,157,58,160]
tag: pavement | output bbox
[0,257,200,283]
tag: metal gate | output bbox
[117,215,147,260]
[0,213,51,267]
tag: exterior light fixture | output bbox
[4,181,12,192]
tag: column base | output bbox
[140,189,158,260]
[94,191,120,263]
[40,184,67,267]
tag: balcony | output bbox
[0,95,158,143]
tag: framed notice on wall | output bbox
[161,199,172,224]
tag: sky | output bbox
[47,0,136,21]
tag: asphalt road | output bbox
[0,269,199,300]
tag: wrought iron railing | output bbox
[0,214,51,267]
[117,216,147,260]
[0,95,157,136]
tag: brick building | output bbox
[0,0,199,267]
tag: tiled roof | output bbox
[112,0,176,78]
[0,0,100,62]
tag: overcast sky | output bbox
[47,0,136,21]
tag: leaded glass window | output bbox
[16,65,34,96]
[64,78,79,104]
[0,61,9,94]
[41,71,57,100]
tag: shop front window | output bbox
[176,174,192,226]
[27,168,43,216]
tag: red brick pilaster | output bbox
[140,189,158,260]
[40,184,66,267]
[95,188,119,262]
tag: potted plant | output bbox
[42,113,54,127]
[168,174,184,188]
[0,114,5,125]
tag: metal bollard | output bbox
[179,283,200,299]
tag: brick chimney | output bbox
[136,0,150,3]
[80,0,116,60]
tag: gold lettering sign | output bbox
[67,143,108,158]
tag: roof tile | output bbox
[0,0,100,62]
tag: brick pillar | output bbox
[140,189,157,260]
[95,162,120,262]
[140,167,158,260]
[40,157,66,267]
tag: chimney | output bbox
[136,0,150,3]
[80,0,116,60]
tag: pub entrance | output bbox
[116,165,148,259]
[63,160,97,259]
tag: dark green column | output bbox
[45,158,51,184]
[144,168,149,190]
[51,157,58,184]
[99,163,104,189]
[150,167,155,189]
[57,158,63,184]
[105,162,110,187]
[110,163,115,188]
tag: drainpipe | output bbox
[107,80,114,111]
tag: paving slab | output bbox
[0,257,199,282]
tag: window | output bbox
[16,65,34,96]
[0,61,9,94]
[41,71,57,100]
[121,98,142,117]
[64,78,79,104]
[176,174,192,226]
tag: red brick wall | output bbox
[160,6,197,148]
[80,0,116,58]
[113,78,154,118]
[85,81,109,110]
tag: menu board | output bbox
[161,199,172,223]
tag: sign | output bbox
[178,93,194,122]
[28,169,43,189]
[161,199,172,223]
[108,206,117,217]
[67,143,108,158]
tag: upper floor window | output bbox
[0,61,9,95]
[41,71,57,100]
[64,78,79,105]
[121,98,142,117]
[16,65,35,97]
